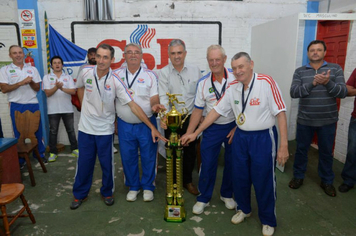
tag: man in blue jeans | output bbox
[43,56,78,162]
[339,68,356,193]
[289,40,347,197]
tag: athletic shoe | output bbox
[72,149,79,157]
[231,210,251,224]
[126,190,140,202]
[192,201,208,215]
[143,190,154,202]
[220,196,236,210]
[113,147,118,154]
[48,153,57,162]
[103,196,114,206]
[262,224,275,236]
[70,197,87,210]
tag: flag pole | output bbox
[45,11,50,73]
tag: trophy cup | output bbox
[159,93,188,223]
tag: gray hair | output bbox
[124,43,143,54]
[168,39,186,51]
[231,52,251,62]
[206,45,226,58]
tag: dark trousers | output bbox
[48,113,77,154]
[164,115,197,184]
[341,117,356,186]
[293,122,336,184]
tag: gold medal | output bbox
[237,113,245,125]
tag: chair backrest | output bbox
[14,110,40,145]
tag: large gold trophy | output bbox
[159,93,188,223]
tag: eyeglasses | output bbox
[125,51,142,55]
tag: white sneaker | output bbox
[231,210,251,224]
[192,201,208,215]
[262,225,275,236]
[113,146,118,154]
[126,190,140,202]
[143,190,154,202]
[220,196,236,210]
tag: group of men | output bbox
[0,39,355,236]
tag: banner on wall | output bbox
[49,24,87,78]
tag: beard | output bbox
[88,58,97,65]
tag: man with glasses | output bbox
[114,43,166,202]
[181,45,236,214]
[158,39,202,195]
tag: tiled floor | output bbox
[4,141,356,236]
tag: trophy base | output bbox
[164,205,186,223]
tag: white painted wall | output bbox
[0,0,309,146]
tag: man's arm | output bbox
[185,108,203,134]
[181,108,220,145]
[77,87,85,105]
[29,81,40,92]
[128,100,168,143]
[290,70,315,98]
[316,67,347,98]
[157,69,170,110]
[150,94,165,113]
[346,85,356,96]
[0,76,33,93]
[276,111,289,167]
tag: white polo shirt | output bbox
[195,68,235,125]
[43,71,76,115]
[0,63,41,104]
[158,62,202,114]
[114,66,158,124]
[215,73,286,131]
[76,66,133,135]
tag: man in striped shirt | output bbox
[289,40,347,197]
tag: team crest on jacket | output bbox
[137,78,145,83]
[10,69,15,73]
[234,100,239,104]
[250,97,260,106]
[105,84,111,91]
[86,79,92,84]
[63,78,68,82]
[50,77,55,81]
[27,70,33,74]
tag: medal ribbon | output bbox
[94,69,110,99]
[241,73,256,114]
[211,69,228,101]
[125,67,142,89]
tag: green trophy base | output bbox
[164,205,186,223]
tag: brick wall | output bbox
[0,0,355,161]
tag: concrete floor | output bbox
[3,141,356,236]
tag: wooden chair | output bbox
[15,111,47,186]
[0,156,36,236]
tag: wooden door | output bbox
[312,20,350,148]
